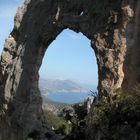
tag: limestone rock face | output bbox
[123,1,140,93]
[0,0,139,139]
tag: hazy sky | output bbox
[0,0,98,86]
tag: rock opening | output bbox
[0,0,139,139]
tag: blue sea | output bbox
[47,92,92,104]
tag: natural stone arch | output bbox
[39,28,98,100]
[0,0,138,139]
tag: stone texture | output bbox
[123,1,140,93]
[0,0,139,139]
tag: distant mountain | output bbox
[39,79,91,94]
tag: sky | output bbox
[0,0,98,87]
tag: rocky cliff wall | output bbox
[123,1,140,93]
[0,0,139,139]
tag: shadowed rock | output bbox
[0,0,139,139]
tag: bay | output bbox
[47,92,91,104]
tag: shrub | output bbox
[86,90,140,140]
[27,138,34,140]
[43,109,72,135]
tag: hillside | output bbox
[39,79,94,94]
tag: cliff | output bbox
[0,0,140,140]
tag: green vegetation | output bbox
[43,109,72,135]
[27,138,33,140]
[38,89,140,140]
[87,90,140,139]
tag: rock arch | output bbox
[0,0,139,139]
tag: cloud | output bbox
[66,32,81,39]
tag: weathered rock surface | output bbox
[123,1,140,93]
[0,0,139,139]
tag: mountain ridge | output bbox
[39,78,96,94]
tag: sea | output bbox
[47,92,93,104]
